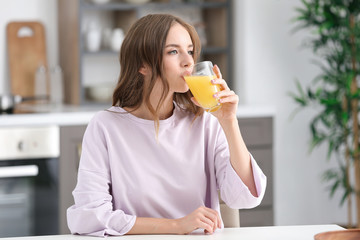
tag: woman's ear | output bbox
[139,64,151,76]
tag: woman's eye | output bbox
[169,50,178,55]
[188,50,194,55]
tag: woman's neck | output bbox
[124,75,176,120]
[124,94,174,120]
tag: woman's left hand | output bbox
[209,65,238,121]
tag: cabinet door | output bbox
[239,147,274,226]
[238,117,273,207]
[238,117,274,227]
[239,207,274,227]
[238,117,273,147]
[59,125,87,234]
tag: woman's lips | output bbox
[183,70,192,77]
[182,69,192,82]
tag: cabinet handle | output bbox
[0,165,38,178]
[0,194,27,205]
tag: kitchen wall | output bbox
[0,0,58,94]
[234,0,351,225]
[0,0,350,226]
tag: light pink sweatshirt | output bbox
[67,104,266,236]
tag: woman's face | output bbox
[162,23,194,93]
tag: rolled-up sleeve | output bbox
[66,114,136,236]
[219,154,267,209]
[214,126,267,209]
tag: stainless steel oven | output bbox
[0,126,59,237]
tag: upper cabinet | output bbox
[58,0,232,105]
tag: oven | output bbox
[0,126,59,237]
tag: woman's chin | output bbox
[174,88,189,94]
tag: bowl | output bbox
[91,0,111,4]
[124,0,151,4]
[85,84,114,102]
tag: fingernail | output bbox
[213,93,218,98]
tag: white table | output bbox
[0,225,344,240]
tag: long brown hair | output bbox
[112,14,203,131]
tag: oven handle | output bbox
[0,165,39,178]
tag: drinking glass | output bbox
[185,61,221,112]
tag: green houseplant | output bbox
[290,0,360,227]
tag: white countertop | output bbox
[0,104,275,127]
[0,104,105,127]
[0,225,343,240]
[236,104,275,118]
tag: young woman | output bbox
[67,14,266,236]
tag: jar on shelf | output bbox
[110,28,124,52]
[85,21,102,52]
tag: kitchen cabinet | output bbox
[58,0,233,105]
[238,117,274,226]
[59,125,87,234]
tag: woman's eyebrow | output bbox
[165,44,193,48]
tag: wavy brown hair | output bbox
[112,14,203,131]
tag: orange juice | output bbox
[184,75,221,112]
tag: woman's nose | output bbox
[182,54,194,68]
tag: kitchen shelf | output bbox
[82,46,228,57]
[58,0,233,105]
[81,1,229,10]
[82,50,119,56]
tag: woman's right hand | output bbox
[174,206,222,234]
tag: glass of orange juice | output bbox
[184,61,221,112]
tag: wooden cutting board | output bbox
[7,21,48,97]
[314,229,360,240]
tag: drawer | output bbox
[238,117,273,147]
[239,207,274,227]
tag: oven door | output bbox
[0,158,59,237]
[0,125,60,238]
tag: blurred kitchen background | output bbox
[0,0,351,238]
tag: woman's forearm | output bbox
[127,217,179,235]
[126,206,221,235]
[219,117,258,197]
